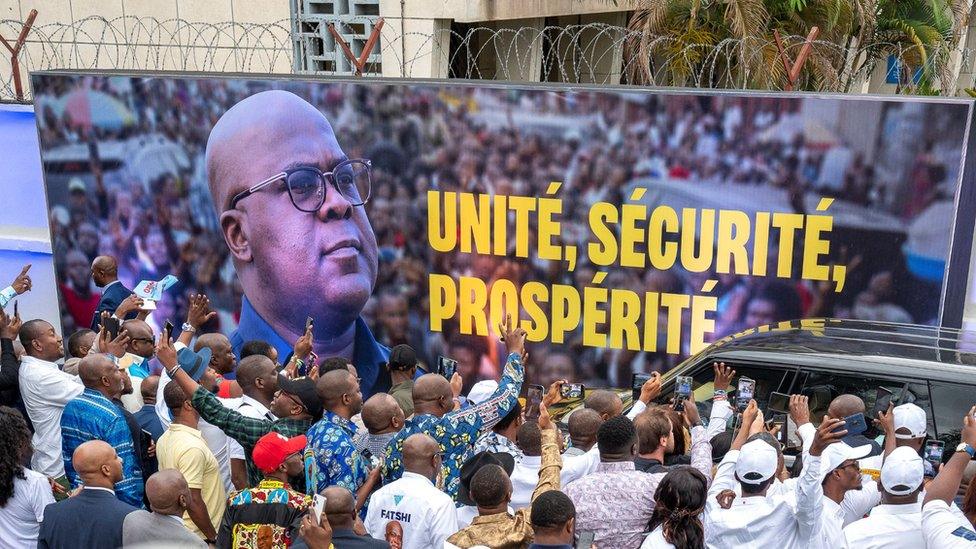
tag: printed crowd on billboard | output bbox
[30,74,974,395]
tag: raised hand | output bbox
[538,398,554,431]
[543,379,566,408]
[114,294,144,318]
[104,329,130,358]
[498,314,526,358]
[741,399,759,429]
[873,402,895,435]
[10,264,31,295]
[294,322,313,360]
[713,361,735,392]
[639,372,662,404]
[810,416,846,457]
[450,372,463,398]
[0,308,20,340]
[963,406,976,449]
[748,409,765,436]
[789,394,811,426]
[155,328,177,370]
[186,294,216,329]
[683,387,702,427]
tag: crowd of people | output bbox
[33,76,963,390]
[1,263,976,549]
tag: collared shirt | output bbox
[133,404,165,442]
[230,298,391,399]
[217,478,311,549]
[191,386,313,491]
[354,431,395,463]
[61,388,143,507]
[511,448,601,512]
[19,355,84,477]
[812,496,847,549]
[383,352,524,502]
[237,395,275,421]
[305,410,368,495]
[564,424,712,549]
[843,501,923,549]
[448,428,561,549]
[389,379,414,417]
[157,423,227,537]
[922,500,976,548]
[364,472,458,549]
[472,431,523,463]
[704,452,824,549]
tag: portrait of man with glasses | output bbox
[205,89,390,399]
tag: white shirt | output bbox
[843,501,923,549]
[365,471,458,549]
[922,500,976,548]
[704,452,824,549]
[810,496,847,549]
[155,368,238,493]
[0,468,55,549]
[641,526,676,548]
[19,356,84,477]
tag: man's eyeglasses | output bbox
[130,337,154,345]
[276,391,306,412]
[229,158,372,212]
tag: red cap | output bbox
[252,432,307,473]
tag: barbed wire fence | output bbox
[3,16,976,102]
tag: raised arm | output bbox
[683,389,713,482]
[626,372,661,419]
[0,309,22,391]
[924,407,976,506]
[796,416,846,544]
[529,400,563,504]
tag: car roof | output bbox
[673,318,976,384]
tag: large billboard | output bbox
[30,73,976,397]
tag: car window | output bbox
[796,370,928,429]
[928,381,976,438]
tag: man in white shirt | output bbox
[365,433,458,549]
[811,441,873,549]
[704,401,844,549]
[921,408,976,548]
[843,446,925,549]
[17,320,83,483]
[510,422,601,511]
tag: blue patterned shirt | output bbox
[61,388,143,507]
[473,431,524,463]
[382,352,524,502]
[303,411,368,496]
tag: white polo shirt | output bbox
[18,356,84,478]
[365,471,458,549]
[922,500,976,548]
[843,501,923,549]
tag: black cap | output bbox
[387,344,418,371]
[276,374,323,421]
[457,451,515,506]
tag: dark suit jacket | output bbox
[291,528,390,549]
[91,281,134,330]
[38,488,138,549]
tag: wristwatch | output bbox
[181,322,197,334]
[956,443,976,458]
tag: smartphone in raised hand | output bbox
[525,384,544,421]
[632,373,651,402]
[768,391,790,414]
[924,440,945,467]
[305,316,314,332]
[312,494,327,525]
[560,383,584,399]
[674,376,692,412]
[104,316,121,340]
[436,356,458,380]
[736,377,756,411]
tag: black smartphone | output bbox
[560,383,584,399]
[736,377,756,411]
[869,386,895,417]
[305,316,314,331]
[924,440,945,466]
[674,376,693,412]
[631,373,651,402]
[525,384,544,421]
[768,391,790,414]
[12,300,17,318]
[104,316,120,340]
[576,531,595,549]
[834,412,868,437]
[436,356,458,380]
[163,320,174,339]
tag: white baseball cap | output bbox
[881,446,925,496]
[820,442,873,483]
[735,439,779,484]
[467,380,498,405]
[893,403,927,440]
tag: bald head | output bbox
[146,469,190,515]
[72,440,122,488]
[412,374,453,415]
[568,408,603,451]
[361,393,403,434]
[322,486,356,528]
[141,375,160,401]
[78,353,117,388]
[828,394,865,420]
[206,90,340,211]
[237,355,275,390]
[195,333,229,353]
[584,390,624,420]
[317,369,357,408]
[402,433,440,475]
[122,319,152,340]
[92,255,118,274]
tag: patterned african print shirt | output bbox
[382,352,524,503]
[304,410,368,495]
[61,388,144,507]
[472,431,524,463]
[191,387,313,490]
[216,478,311,549]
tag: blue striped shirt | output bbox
[61,388,143,507]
